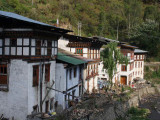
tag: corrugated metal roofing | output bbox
[0,10,54,27]
[92,36,119,43]
[134,49,148,53]
[57,52,87,65]
[58,48,93,62]
[121,44,138,49]
[0,10,72,33]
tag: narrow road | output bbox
[139,94,160,120]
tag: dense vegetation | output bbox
[144,65,160,84]
[0,0,160,59]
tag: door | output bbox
[121,76,127,85]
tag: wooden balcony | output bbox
[86,72,98,80]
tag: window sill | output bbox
[0,85,8,92]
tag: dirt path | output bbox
[139,94,160,120]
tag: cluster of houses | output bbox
[0,11,147,120]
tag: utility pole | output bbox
[77,22,82,36]
[40,41,46,116]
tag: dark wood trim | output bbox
[29,38,31,57]
[67,84,79,92]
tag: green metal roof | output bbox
[57,52,87,65]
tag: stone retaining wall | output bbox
[88,85,160,120]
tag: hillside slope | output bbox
[0,0,160,59]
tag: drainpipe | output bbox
[66,68,68,108]
[40,60,43,114]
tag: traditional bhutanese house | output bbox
[58,35,105,93]
[133,49,147,80]
[119,44,138,85]
[55,48,90,113]
[0,11,70,119]
[93,37,120,88]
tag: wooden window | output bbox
[72,90,75,100]
[93,49,94,59]
[87,48,89,58]
[10,38,17,46]
[74,67,77,78]
[98,50,100,58]
[33,65,39,87]
[69,68,72,80]
[50,97,54,110]
[88,66,89,76]
[36,40,41,55]
[95,49,97,59]
[121,65,127,71]
[76,48,83,56]
[0,64,7,85]
[47,41,52,56]
[45,64,50,82]
[45,100,49,113]
[68,92,70,100]
[79,67,82,80]
[79,85,82,96]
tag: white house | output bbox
[133,49,147,79]
[0,11,70,120]
[95,37,147,87]
[55,48,88,113]
[58,35,105,93]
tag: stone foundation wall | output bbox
[87,85,160,120]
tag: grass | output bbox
[128,107,150,120]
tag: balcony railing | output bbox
[86,72,98,80]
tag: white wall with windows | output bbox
[0,60,56,120]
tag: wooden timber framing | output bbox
[0,29,60,61]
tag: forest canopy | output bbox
[0,0,160,59]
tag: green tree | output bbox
[101,42,128,88]
[124,0,143,38]
[129,20,160,58]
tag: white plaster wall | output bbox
[11,47,16,55]
[134,61,144,79]
[27,61,56,114]
[0,39,2,46]
[17,38,22,45]
[5,38,10,45]
[67,66,80,90]
[55,63,66,111]
[55,64,82,110]
[98,61,109,80]
[4,38,30,56]
[83,48,88,58]
[23,38,29,46]
[0,48,2,55]
[66,66,81,101]
[23,47,29,55]
[0,60,29,120]
[58,37,70,52]
[71,48,75,54]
